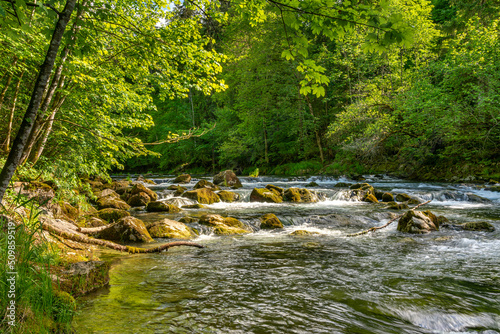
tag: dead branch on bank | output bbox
[347,200,432,237]
[41,222,205,253]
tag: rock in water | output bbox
[217,190,240,202]
[182,188,221,204]
[397,210,439,234]
[95,216,153,243]
[173,174,191,184]
[147,219,197,239]
[194,179,220,191]
[199,214,251,235]
[213,170,243,188]
[260,214,283,229]
[146,201,182,213]
[283,188,318,203]
[250,188,283,203]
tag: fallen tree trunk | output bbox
[347,200,432,237]
[41,221,205,253]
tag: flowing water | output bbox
[73,175,500,333]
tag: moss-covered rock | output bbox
[397,210,439,234]
[130,183,158,201]
[395,193,411,202]
[194,179,220,191]
[386,202,409,210]
[283,188,318,203]
[213,170,243,188]
[260,213,283,229]
[217,190,240,202]
[97,208,130,222]
[97,195,130,210]
[466,193,492,203]
[95,216,154,243]
[407,198,422,205]
[250,188,283,203]
[99,188,120,198]
[146,201,182,213]
[199,214,251,235]
[127,192,151,207]
[85,216,108,227]
[147,219,196,239]
[363,193,379,203]
[488,186,500,192]
[182,188,221,204]
[290,230,320,236]
[173,174,191,184]
[182,204,206,209]
[265,184,284,196]
[460,221,495,232]
[436,215,449,225]
[334,182,351,187]
[111,180,131,190]
[305,181,319,187]
[58,202,79,221]
[60,261,110,297]
[179,216,198,224]
[382,192,394,202]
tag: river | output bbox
[73,175,500,333]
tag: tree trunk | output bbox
[305,95,324,164]
[3,70,24,153]
[0,0,77,204]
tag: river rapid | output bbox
[73,175,500,334]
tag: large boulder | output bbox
[217,190,240,202]
[147,219,197,239]
[395,193,411,202]
[465,193,492,204]
[182,188,220,204]
[349,183,375,201]
[130,183,158,201]
[194,179,220,191]
[382,192,394,202]
[260,214,283,229]
[250,188,283,203]
[363,193,379,203]
[213,170,243,188]
[397,210,439,234]
[459,221,495,232]
[60,261,110,297]
[127,192,151,207]
[283,188,318,203]
[95,216,153,243]
[173,174,191,184]
[199,214,251,235]
[97,195,130,210]
[97,208,130,222]
[266,184,284,196]
[146,201,182,213]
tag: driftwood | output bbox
[77,223,117,234]
[347,200,432,237]
[41,222,205,253]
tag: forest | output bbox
[0,0,499,193]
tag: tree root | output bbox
[347,200,432,237]
[41,222,205,253]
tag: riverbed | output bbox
[73,175,500,333]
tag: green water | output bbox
[73,176,500,333]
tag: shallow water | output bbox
[73,175,500,333]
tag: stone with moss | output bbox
[179,216,198,224]
[305,181,319,187]
[97,208,130,222]
[194,179,220,191]
[130,183,158,201]
[407,198,422,205]
[290,230,320,236]
[466,193,492,203]
[182,188,221,204]
[217,190,240,202]
[127,192,151,207]
[58,202,79,221]
[334,182,351,188]
[148,219,197,239]
[182,204,206,209]
[260,213,283,229]
[488,185,500,192]
[173,174,191,184]
[60,261,110,297]
[363,193,379,203]
[460,221,495,232]
[95,216,154,243]
[382,192,394,202]
[199,214,251,235]
[283,187,318,203]
[85,216,108,227]
[395,193,411,202]
[146,201,182,213]
[397,210,439,234]
[266,184,284,196]
[97,195,130,210]
[213,170,243,188]
[250,188,283,203]
[99,188,120,198]
[386,202,409,210]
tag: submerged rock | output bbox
[250,188,283,203]
[334,182,351,188]
[460,221,495,232]
[147,219,196,239]
[182,188,221,204]
[213,170,243,188]
[95,216,153,243]
[60,261,110,297]
[199,214,251,235]
[397,210,439,234]
[260,213,283,229]
[290,230,320,236]
[395,193,411,202]
[146,201,182,213]
[173,174,191,184]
